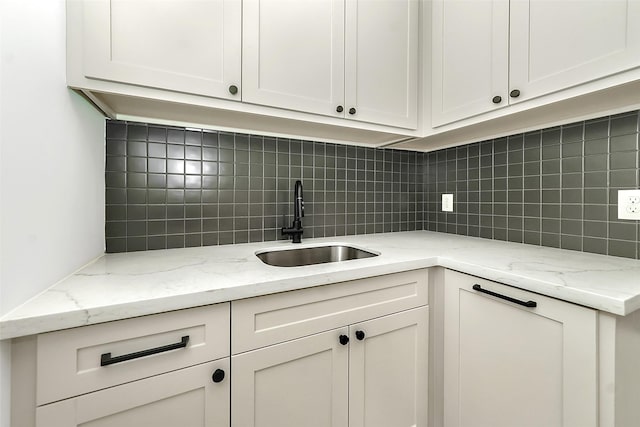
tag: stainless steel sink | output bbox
[256,244,379,267]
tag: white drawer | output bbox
[232,269,429,354]
[37,303,229,405]
[445,269,549,308]
[36,358,230,427]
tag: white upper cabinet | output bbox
[509,0,640,103]
[242,0,345,117]
[344,0,419,129]
[82,0,241,99]
[243,0,419,129]
[432,0,640,127]
[69,0,420,145]
[431,0,509,127]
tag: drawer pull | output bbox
[100,335,190,366]
[472,284,537,308]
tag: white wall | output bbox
[0,1,106,425]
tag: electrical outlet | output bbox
[442,194,454,212]
[617,190,640,220]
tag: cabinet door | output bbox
[242,0,345,117]
[443,270,597,427]
[82,0,241,99]
[349,306,429,427]
[344,0,419,129]
[431,0,509,126]
[509,0,640,103]
[231,328,349,427]
[35,359,230,427]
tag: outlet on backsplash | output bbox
[442,194,454,212]
[618,190,640,220]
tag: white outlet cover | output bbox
[442,194,453,212]
[617,189,640,220]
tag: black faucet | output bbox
[282,180,304,243]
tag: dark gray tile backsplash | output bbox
[105,122,425,252]
[106,110,640,260]
[424,110,640,259]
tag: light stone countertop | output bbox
[2,231,640,340]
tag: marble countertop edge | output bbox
[2,231,639,340]
[440,258,628,315]
[0,257,437,340]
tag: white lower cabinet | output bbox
[231,328,350,427]
[442,269,597,427]
[13,266,640,427]
[230,269,430,427]
[35,359,230,427]
[11,303,231,427]
[231,306,429,427]
[11,270,429,427]
[349,307,429,427]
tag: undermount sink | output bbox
[256,244,379,267]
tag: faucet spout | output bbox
[282,180,304,243]
[294,180,304,222]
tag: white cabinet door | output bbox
[431,0,509,126]
[243,0,418,128]
[242,0,345,117]
[432,0,640,127]
[443,270,597,427]
[509,0,640,103]
[231,328,349,427]
[82,0,241,99]
[345,0,419,129]
[35,359,230,427]
[349,307,429,427]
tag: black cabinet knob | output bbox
[355,330,365,341]
[339,334,350,345]
[348,107,356,115]
[336,105,344,113]
[212,369,225,383]
[492,95,502,104]
[510,89,520,98]
[229,85,238,95]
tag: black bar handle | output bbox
[101,335,190,366]
[472,284,537,308]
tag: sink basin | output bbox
[256,244,379,267]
